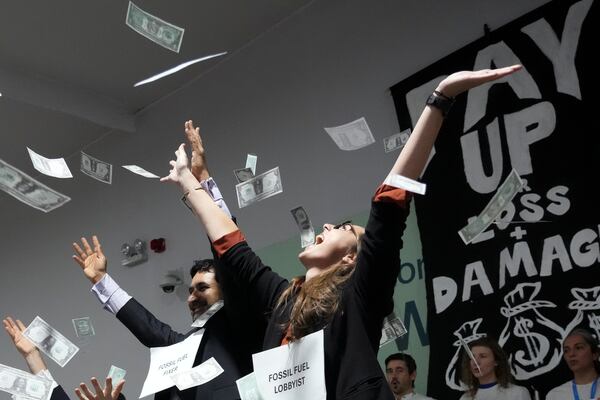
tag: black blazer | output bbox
[116,295,262,400]
[218,198,409,399]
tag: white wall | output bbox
[0,0,549,397]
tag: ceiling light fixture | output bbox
[133,51,227,87]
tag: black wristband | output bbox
[426,91,455,117]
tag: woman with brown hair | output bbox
[459,336,530,400]
[162,65,521,399]
[546,328,600,400]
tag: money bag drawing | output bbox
[499,282,564,380]
[445,318,487,390]
[568,286,600,339]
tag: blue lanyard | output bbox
[571,379,597,400]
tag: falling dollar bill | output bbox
[245,154,257,175]
[236,372,264,400]
[72,317,95,338]
[23,317,79,367]
[81,152,112,184]
[324,117,375,151]
[0,363,53,400]
[0,158,71,213]
[125,2,184,53]
[290,206,315,248]
[170,358,224,391]
[191,300,224,328]
[233,167,254,183]
[122,165,160,178]
[379,313,407,348]
[235,167,283,208]
[107,365,127,384]
[26,148,72,179]
[383,129,411,153]
[458,169,523,244]
[384,173,426,195]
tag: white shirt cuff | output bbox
[200,177,232,218]
[91,274,132,314]
[36,369,58,390]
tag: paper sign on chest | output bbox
[139,330,203,398]
[251,330,326,400]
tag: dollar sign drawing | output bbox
[499,282,564,380]
[513,316,549,368]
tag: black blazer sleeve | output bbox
[116,298,186,347]
[217,241,290,321]
[349,198,410,345]
[49,385,70,400]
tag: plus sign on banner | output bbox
[390,0,599,398]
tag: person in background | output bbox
[459,336,530,400]
[384,353,435,399]
[546,328,600,400]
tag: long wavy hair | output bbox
[275,233,363,341]
[460,337,513,398]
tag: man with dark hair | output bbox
[71,123,264,400]
[384,353,436,400]
[72,239,260,400]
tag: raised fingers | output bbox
[81,237,93,256]
[112,380,125,400]
[79,382,95,400]
[104,377,113,397]
[74,388,86,400]
[90,377,103,398]
[92,236,104,259]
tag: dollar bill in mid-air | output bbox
[170,358,223,391]
[379,313,407,348]
[235,167,282,208]
[26,147,72,179]
[233,167,254,183]
[107,365,127,384]
[126,1,184,53]
[23,316,79,367]
[236,372,264,400]
[290,206,315,248]
[0,363,53,400]
[72,317,95,338]
[383,129,411,153]
[0,159,71,213]
[324,117,375,151]
[81,152,112,184]
[458,169,523,244]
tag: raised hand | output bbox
[435,64,522,98]
[3,317,37,357]
[75,377,125,400]
[73,236,107,285]
[3,316,47,374]
[160,143,192,185]
[184,120,210,181]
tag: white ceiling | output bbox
[0,0,314,183]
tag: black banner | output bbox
[390,0,599,397]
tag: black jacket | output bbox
[116,294,262,400]
[218,198,409,399]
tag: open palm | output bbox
[3,317,37,357]
[73,236,107,284]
